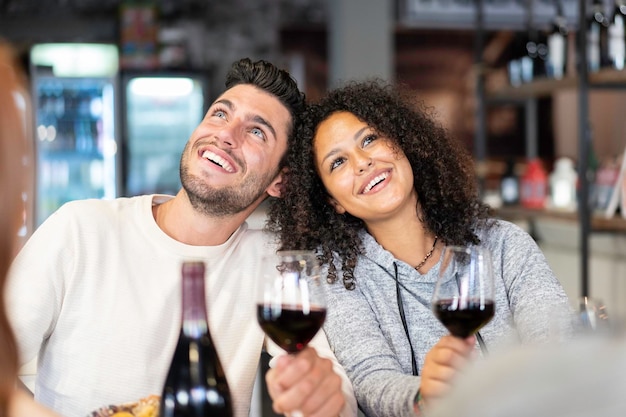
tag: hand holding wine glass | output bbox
[257,251,341,416]
[432,246,495,339]
[257,250,327,353]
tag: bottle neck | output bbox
[554,0,564,18]
[555,16,567,26]
[181,262,209,338]
[591,0,605,16]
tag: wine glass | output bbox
[256,250,327,353]
[432,246,495,338]
[549,297,612,344]
[578,296,610,333]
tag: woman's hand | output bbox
[419,335,476,407]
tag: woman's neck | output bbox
[365,211,440,273]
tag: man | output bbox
[7,58,356,417]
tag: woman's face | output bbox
[313,111,417,224]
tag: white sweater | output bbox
[6,195,356,417]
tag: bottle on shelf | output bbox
[520,159,548,209]
[507,31,527,87]
[608,0,626,70]
[520,0,548,82]
[500,158,520,206]
[160,261,233,417]
[603,150,626,218]
[585,139,600,210]
[535,36,549,79]
[594,156,621,211]
[588,0,610,72]
[546,0,569,79]
[549,157,578,211]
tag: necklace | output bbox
[415,235,438,271]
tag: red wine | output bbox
[434,299,495,339]
[160,262,233,417]
[257,304,326,353]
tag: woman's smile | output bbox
[360,169,391,194]
[313,111,416,221]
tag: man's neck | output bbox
[152,190,258,246]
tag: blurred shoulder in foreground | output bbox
[428,335,626,417]
[1,38,61,417]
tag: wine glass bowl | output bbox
[578,296,610,333]
[257,250,326,353]
[432,246,495,338]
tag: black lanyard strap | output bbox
[395,262,419,376]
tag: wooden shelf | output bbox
[486,77,578,100]
[589,68,626,87]
[495,206,626,234]
[486,68,626,100]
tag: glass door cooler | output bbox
[30,43,121,227]
[121,71,207,196]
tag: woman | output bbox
[0,40,61,417]
[267,80,571,417]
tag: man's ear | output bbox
[266,169,285,198]
[328,196,346,214]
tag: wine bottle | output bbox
[534,33,549,79]
[519,3,535,83]
[160,261,233,417]
[546,0,569,79]
[507,31,527,87]
[521,0,548,82]
[526,32,549,81]
[500,158,520,206]
[588,0,610,72]
[608,0,626,70]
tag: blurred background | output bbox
[1,0,622,217]
[2,0,625,314]
[2,0,626,403]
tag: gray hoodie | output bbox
[322,219,572,417]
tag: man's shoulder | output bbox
[239,227,278,249]
[44,196,150,229]
[59,195,148,214]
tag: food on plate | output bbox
[89,395,159,417]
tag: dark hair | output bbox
[267,79,492,290]
[225,58,306,168]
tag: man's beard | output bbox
[180,157,278,217]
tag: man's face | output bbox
[179,84,291,216]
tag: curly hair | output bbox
[267,79,492,290]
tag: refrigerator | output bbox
[121,71,207,197]
[30,43,121,227]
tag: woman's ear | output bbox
[328,197,346,214]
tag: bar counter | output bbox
[496,206,626,234]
